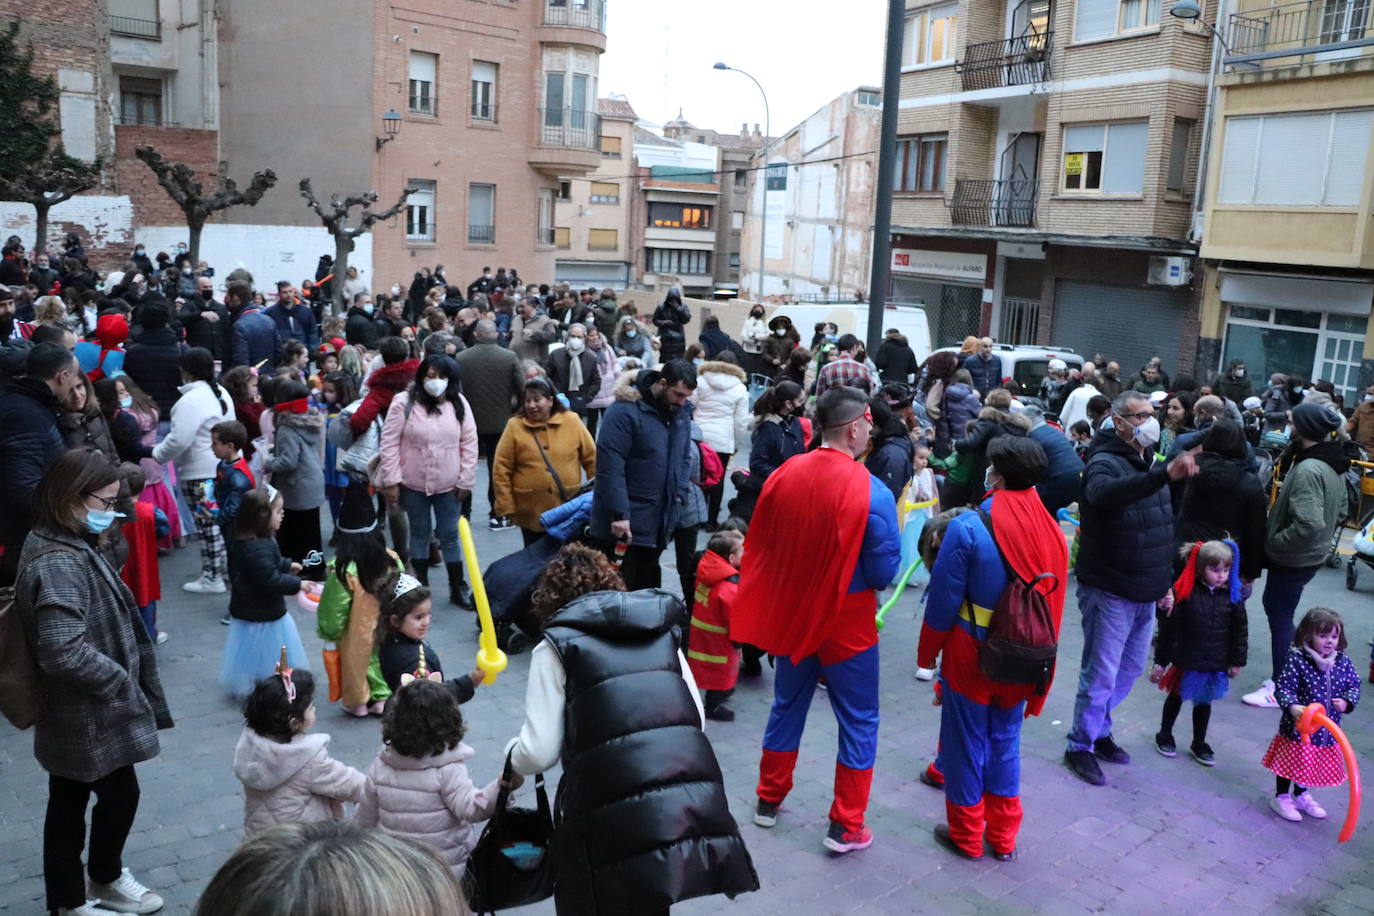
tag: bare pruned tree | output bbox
[0,151,99,261]
[135,145,277,264]
[299,179,414,315]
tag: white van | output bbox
[763,303,932,362]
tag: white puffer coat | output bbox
[355,741,501,871]
[233,728,367,836]
[690,361,751,456]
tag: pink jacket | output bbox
[376,390,479,495]
[355,741,500,871]
[232,728,367,837]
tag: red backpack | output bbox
[977,511,1060,693]
[697,441,724,489]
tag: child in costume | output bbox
[372,568,483,703]
[319,372,358,525]
[914,507,971,784]
[262,379,327,565]
[687,528,745,722]
[115,373,182,550]
[221,486,309,698]
[118,463,170,644]
[1262,607,1360,822]
[316,484,399,717]
[355,672,509,873]
[1150,540,1247,767]
[232,656,366,836]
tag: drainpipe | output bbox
[1188,0,1229,246]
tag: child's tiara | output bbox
[393,573,424,598]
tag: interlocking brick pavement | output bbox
[3,486,1373,914]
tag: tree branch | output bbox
[346,187,415,239]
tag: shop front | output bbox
[888,240,993,348]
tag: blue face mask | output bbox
[626,329,637,338]
[85,508,122,534]
[119,396,133,409]
[825,334,838,343]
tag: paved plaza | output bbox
[2,492,1373,915]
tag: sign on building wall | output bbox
[766,164,787,191]
[891,248,987,283]
[1064,153,1085,177]
[762,162,787,261]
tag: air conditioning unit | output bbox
[1147,256,1192,287]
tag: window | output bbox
[731,210,744,230]
[646,248,711,275]
[648,202,713,229]
[468,183,495,243]
[537,188,555,245]
[471,60,496,121]
[406,180,436,241]
[118,75,162,125]
[903,3,958,67]
[895,134,947,192]
[1167,119,1193,194]
[554,227,571,248]
[557,180,572,201]
[107,0,160,38]
[599,134,622,158]
[1218,108,1373,207]
[1061,121,1148,194]
[856,90,881,107]
[588,229,618,250]
[1076,0,1161,41]
[734,168,748,188]
[589,181,620,205]
[408,52,437,115]
[729,253,741,269]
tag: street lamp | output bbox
[376,109,402,152]
[1169,0,1202,19]
[713,62,770,302]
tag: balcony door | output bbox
[1010,0,1051,39]
[1318,0,1370,60]
[995,133,1040,227]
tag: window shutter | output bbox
[1064,123,1105,153]
[409,51,437,84]
[1325,109,1373,206]
[1254,112,1328,205]
[1218,117,1260,205]
[1075,0,1116,41]
[1102,121,1147,193]
[472,61,496,84]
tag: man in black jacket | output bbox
[27,254,59,294]
[1065,391,1198,787]
[225,282,277,371]
[873,328,919,384]
[265,281,320,353]
[345,294,381,350]
[180,275,228,363]
[124,300,185,419]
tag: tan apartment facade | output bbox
[553,96,637,288]
[1196,0,1374,400]
[890,0,1212,376]
[218,0,606,300]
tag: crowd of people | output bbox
[1,234,1371,915]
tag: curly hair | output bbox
[383,678,464,759]
[243,669,317,743]
[530,543,625,624]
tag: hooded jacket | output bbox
[1176,452,1268,580]
[122,325,184,419]
[687,550,742,690]
[355,741,500,872]
[691,361,751,455]
[152,379,236,480]
[233,728,366,836]
[264,410,326,510]
[935,382,982,448]
[1265,442,1349,569]
[1076,427,1175,602]
[349,359,419,436]
[588,370,695,549]
[345,306,380,350]
[1029,422,1083,514]
[1273,647,1360,746]
[865,429,915,504]
[874,336,919,384]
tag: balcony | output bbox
[408,91,437,118]
[955,33,1053,92]
[468,224,495,245]
[109,15,160,39]
[543,0,606,31]
[950,179,1039,228]
[529,108,603,175]
[470,101,499,123]
[1226,0,1374,67]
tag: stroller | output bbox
[480,492,593,654]
[1344,459,1374,590]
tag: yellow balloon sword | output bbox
[458,516,508,684]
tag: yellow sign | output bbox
[1064,153,1085,176]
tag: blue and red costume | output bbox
[733,447,900,833]
[917,489,1067,858]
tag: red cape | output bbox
[732,448,871,662]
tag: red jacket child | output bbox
[687,537,743,692]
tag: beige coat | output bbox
[492,411,596,531]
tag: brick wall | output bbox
[114,125,221,227]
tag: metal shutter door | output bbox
[892,278,982,349]
[1051,279,1189,376]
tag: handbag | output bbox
[529,427,570,503]
[464,751,556,914]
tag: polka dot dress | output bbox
[1262,734,1347,788]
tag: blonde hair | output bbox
[34,295,67,325]
[195,821,468,916]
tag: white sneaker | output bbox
[914,667,936,682]
[182,575,226,594]
[1270,793,1303,822]
[1242,679,1278,708]
[155,631,169,645]
[87,868,163,913]
[1293,792,1327,819]
[59,901,121,916]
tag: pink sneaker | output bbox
[822,822,874,854]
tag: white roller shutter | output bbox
[1326,109,1373,206]
[1218,117,1260,205]
[1254,112,1328,205]
[1075,0,1116,41]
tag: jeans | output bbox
[1067,584,1156,753]
[138,602,157,640]
[1261,564,1321,681]
[45,766,140,910]
[398,487,461,566]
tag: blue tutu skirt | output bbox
[1175,669,1229,704]
[220,614,309,699]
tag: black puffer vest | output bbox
[541,588,758,915]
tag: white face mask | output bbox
[390,286,401,296]
[1131,416,1161,448]
[423,378,448,398]
[983,467,996,491]
[1233,368,1245,378]
[774,329,786,337]
[566,337,585,353]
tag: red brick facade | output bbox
[114,125,221,226]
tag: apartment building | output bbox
[553,96,637,288]
[218,0,607,296]
[1195,0,1374,400]
[737,86,882,302]
[632,126,721,299]
[890,0,1211,376]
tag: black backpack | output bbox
[977,510,1060,693]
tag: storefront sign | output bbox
[891,248,987,283]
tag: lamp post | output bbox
[376,109,402,152]
[714,62,771,302]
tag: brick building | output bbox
[889,0,1211,376]
[553,95,638,288]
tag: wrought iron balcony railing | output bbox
[109,15,160,39]
[543,0,606,31]
[538,108,601,150]
[955,32,1053,92]
[1227,0,1374,66]
[950,178,1039,228]
[468,224,495,244]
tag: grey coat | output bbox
[17,528,172,782]
[265,410,326,511]
[454,341,525,436]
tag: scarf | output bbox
[1303,643,1337,672]
[567,350,584,392]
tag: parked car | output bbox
[934,343,1084,396]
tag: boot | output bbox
[446,561,475,610]
[412,561,430,587]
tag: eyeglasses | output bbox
[85,492,119,511]
[1118,410,1154,422]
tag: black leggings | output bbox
[45,765,140,911]
[1161,694,1211,744]
[1276,776,1308,797]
